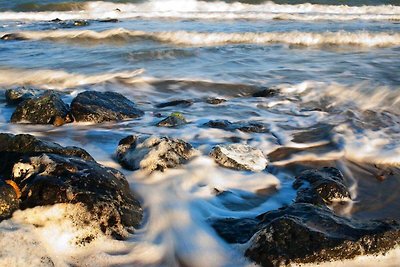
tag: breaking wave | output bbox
[1,0,400,21]
[3,29,400,47]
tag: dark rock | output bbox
[155,99,193,108]
[206,98,226,105]
[73,20,89,27]
[116,135,197,173]
[252,88,279,98]
[71,91,144,123]
[210,144,268,172]
[156,113,188,127]
[291,123,334,144]
[1,33,27,41]
[210,218,259,244]
[99,18,119,23]
[10,91,72,125]
[293,167,351,205]
[246,203,400,266]
[0,133,142,238]
[50,18,62,22]
[204,119,269,133]
[5,87,44,105]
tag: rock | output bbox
[210,144,268,172]
[156,112,188,127]
[0,179,20,221]
[246,203,400,267]
[155,99,193,108]
[50,18,62,22]
[99,18,119,23]
[10,91,72,125]
[5,87,44,105]
[116,135,197,173]
[206,98,226,105]
[204,120,269,133]
[73,20,89,27]
[293,167,351,205]
[0,133,142,239]
[1,33,27,41]
[252,88,279,97]
[210,218,259,244]
[70,91,144,123]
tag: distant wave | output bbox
[3,29,400,47]
[1,0,400,21]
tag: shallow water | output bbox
[0,0,399,266]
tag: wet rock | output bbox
[210,144,268,172]
[293,167,351,205]
[155,99,193,108]
[291,123,335,144]
[0,133,142,238]
[50,18,62,22]
[73,20,89,27]
[0,179,20,221]
[252,88,280,98]
[116,135,197,173]
[71,91,144,123]
[5,87,44,105]
[206,97,226,105]
[204,119,269,133]
[246,203,400,266]
[1,33,27,41]
[210,218,259,244]
[156,112,188,127]
[10,91,72,125]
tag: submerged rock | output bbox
[1,33,27,41]
[252,88,280,98]
[246,203,400,267]
[204,119,269,133]
[10,91,72,126]
[5,87,44,105]
[116,135,197,173]
[205,97,226,105]
[71,91,144,123]
[155,99,193,108]
[210,218,259,244]
[293,167,351,205]
[210,144,268,172]
[156,112,188,127]
[0,133,142,238]
[99,18,119,23]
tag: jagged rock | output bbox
[206,98,226,105]
[252,88,280,98]
[5,87,44,105]
[0,180,20,221]
[156,112,188,127]
[246,203,400,267]
[0,133,142,239]
[204,120,269,133]
[293,167,351,205]
[155,99,193,108]
[10,91,72,125]
[116,135,197,173]
[210,144,268,172]
[70,91,144,123]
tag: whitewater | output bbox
[0,0,399,266]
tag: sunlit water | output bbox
[0,0,399,266]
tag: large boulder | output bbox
[10,91,72,126]
[210,144,268,172]
[5,87,44,105]
[71,91,144,123]
[246,203,400,267]
[116,135,197,173]
[0,133,142,239]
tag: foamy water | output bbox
[0,0,399,266]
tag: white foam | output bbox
[1,0,400,21]
[4,29,400,47]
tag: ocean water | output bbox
[0,0,399,266]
